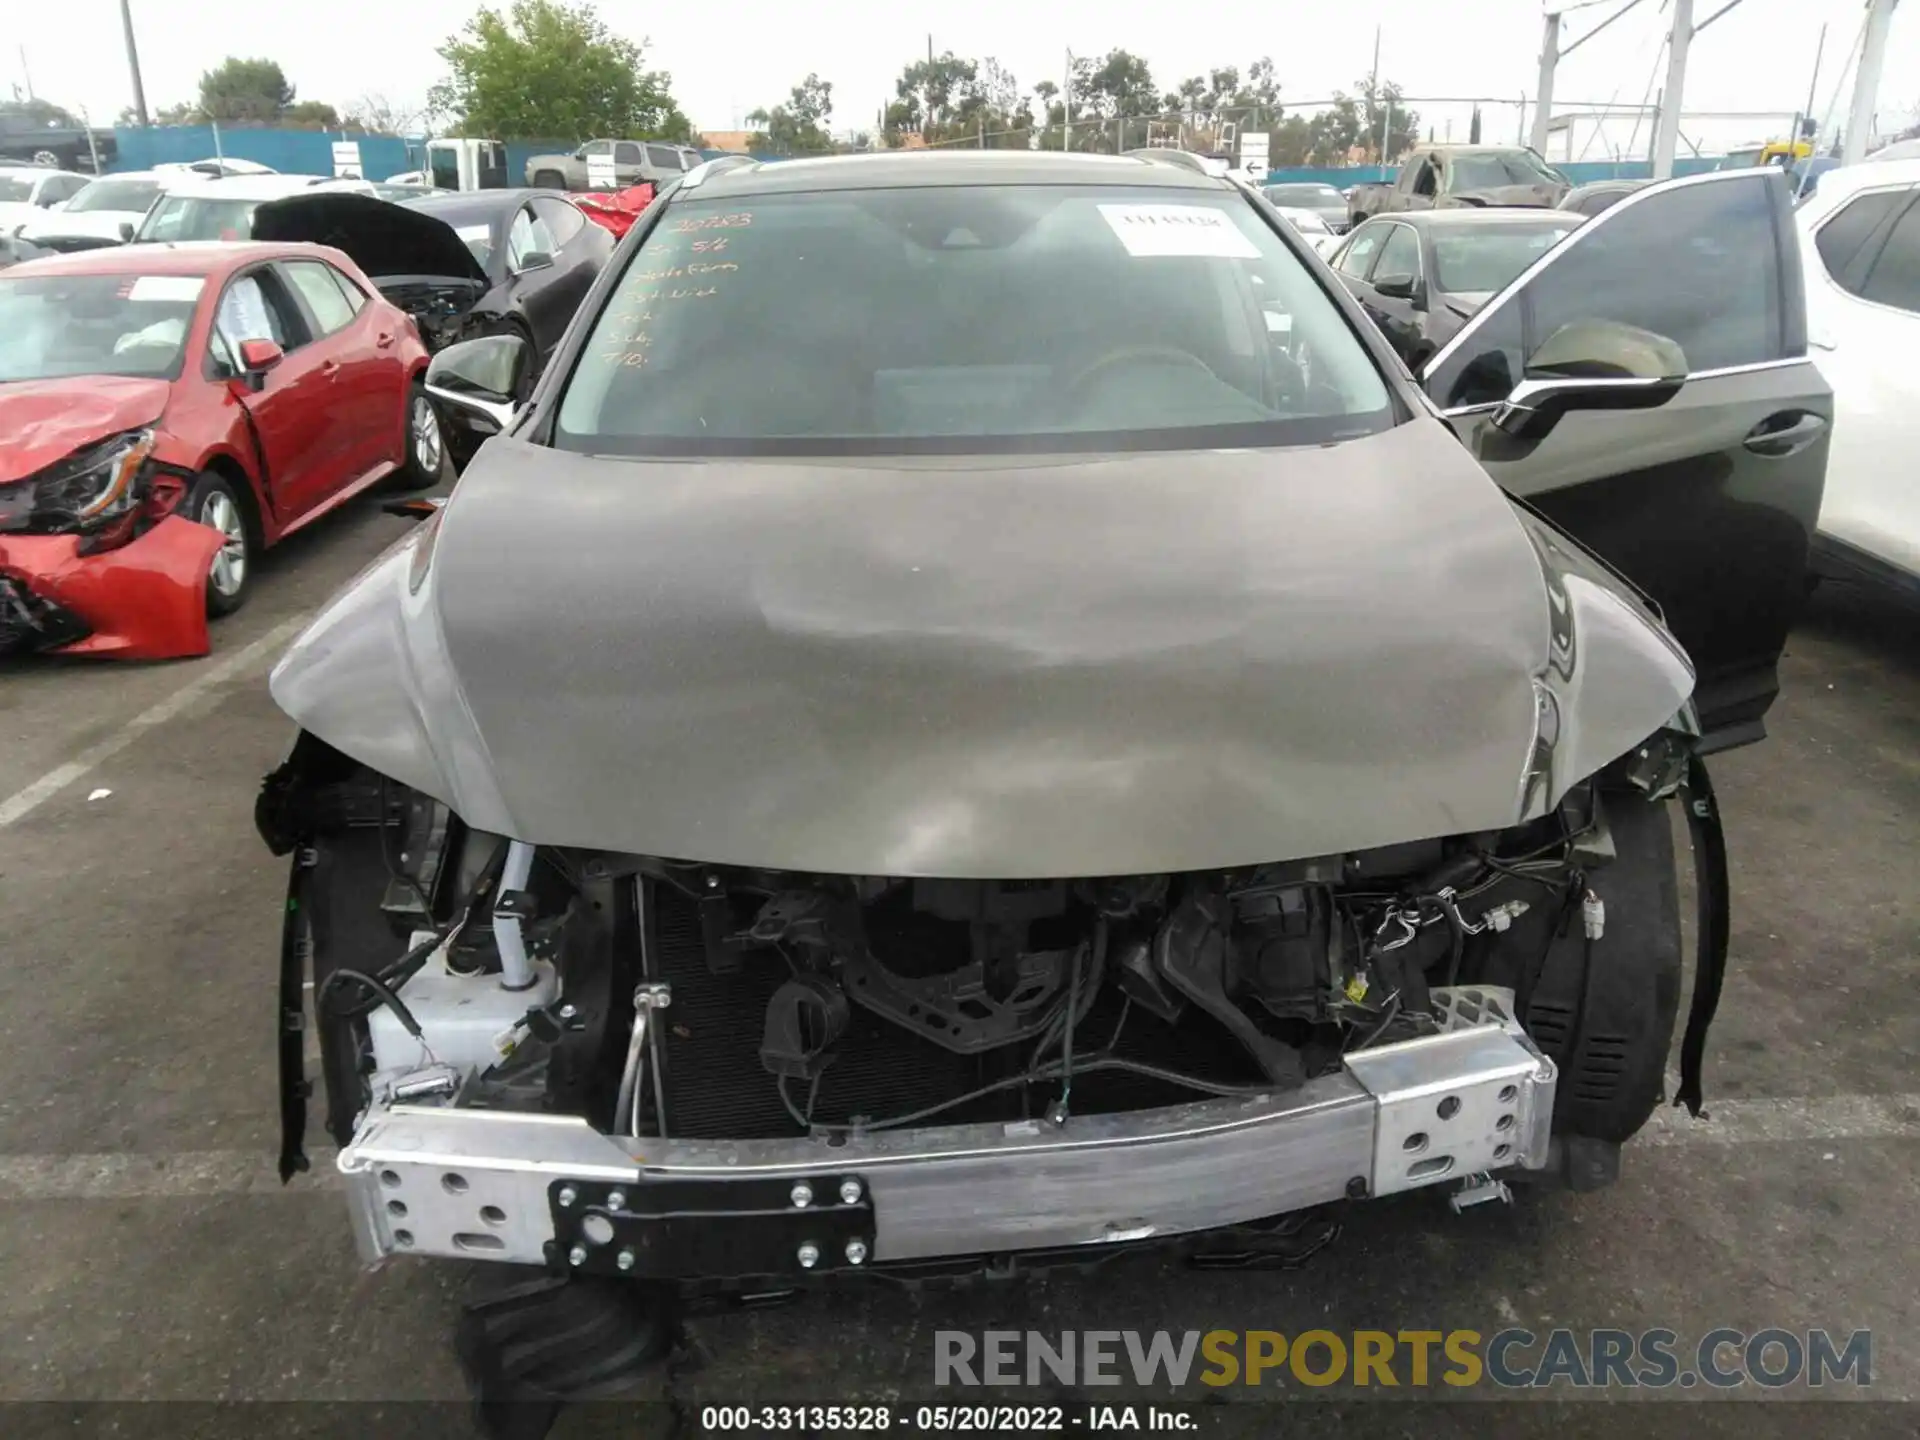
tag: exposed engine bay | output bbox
[264,736,1699,1200]
[374,278,488,353]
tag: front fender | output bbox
[266,514,511,830]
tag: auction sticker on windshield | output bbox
[126,276,205,303]
[1099,204,1260,259]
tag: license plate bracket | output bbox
[547,1174,875,1279]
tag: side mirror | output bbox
[236,338,284,390]
[426,333,529,437]
[513,250,553,274]
[1374,273,1418,301]
[1492,374,1685,441]
[117,220,135,241]
[1491,320,1688,441]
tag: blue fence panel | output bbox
[110,126,423,179]
[1261,156,1725,189]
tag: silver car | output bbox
[259,154,1827,1412]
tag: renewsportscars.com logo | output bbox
[934,1328,1872,1390]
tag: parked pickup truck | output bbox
[523,138,704,192]
[1347,145,1570,229]
[0,101,117,172]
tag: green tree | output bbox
[1305,78,1419,164]
[198,57,295,125]
[749,73,834,155]
[429,0,691,141]
[153,100,204,126]
[1270,113,1315,166]
[884,52,1031,149]
[283,100,342,130]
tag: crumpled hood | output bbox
[251,192,488,285]
[1442,183,1567,209]
[271,422,1694,877]
[0,377,171,484]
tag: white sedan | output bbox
[13,170,170,250]
[1797,158,1920,589]
[1270,203,1342,257]
[0,164,91,236]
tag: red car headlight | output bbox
[28,429,156,530]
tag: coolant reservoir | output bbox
[366,946,560,1080]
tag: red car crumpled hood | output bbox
[0,377,172,485]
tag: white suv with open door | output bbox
[1796,158,1920,590]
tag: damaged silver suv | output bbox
[258,152,1826,1411]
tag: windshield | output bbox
[67,180,161,215]
[136,196,264,243]
[0,272,201,382]
[1265,184,1342,206]
[1450,153,1565,190]
[556,185,1392,453]
[0,177,34,203]
[1430,223,1575,294]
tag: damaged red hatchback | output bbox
[0,242,438,660]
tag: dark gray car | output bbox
[258,154,1826,1410]
[1561,179,1652,218]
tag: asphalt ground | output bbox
[0,484,1916,1439]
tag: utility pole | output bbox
[1367,24,1381,164]
[1791,22,1828,154]
[1064,49,1073,152]
[1844,0,1900,164]
[1651,0,1694,179]
[17,45,32,101]
[1532,9,1561,153]
[119,0,149,126]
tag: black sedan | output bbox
[253,187,613,380]
[1328,209,1580,370]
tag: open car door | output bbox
[1420,168,1828,752]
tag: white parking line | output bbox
[0,617,309,831]
[1638,1091,1920,1147]
[0,1093,1913,1202]
[0,1148,343,1199]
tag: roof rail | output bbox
[1124,148,1213,175]
[681,154,757,190]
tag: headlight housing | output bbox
[21,429,156,534]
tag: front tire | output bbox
[186,472,255,618]
[532,169,567,190]
[394,379,444,489]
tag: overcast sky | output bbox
[9,0,1917,145]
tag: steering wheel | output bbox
[1060,345,1220,403]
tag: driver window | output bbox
[1335,226,1384,277]
[211,270,305,371]
[507,207,557,269]
[1412,162,1438,198]
[1425,175,1786,407]
[1374,225,1421,287]
[582,140,613,157]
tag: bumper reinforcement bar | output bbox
[338,988,1555,1271]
